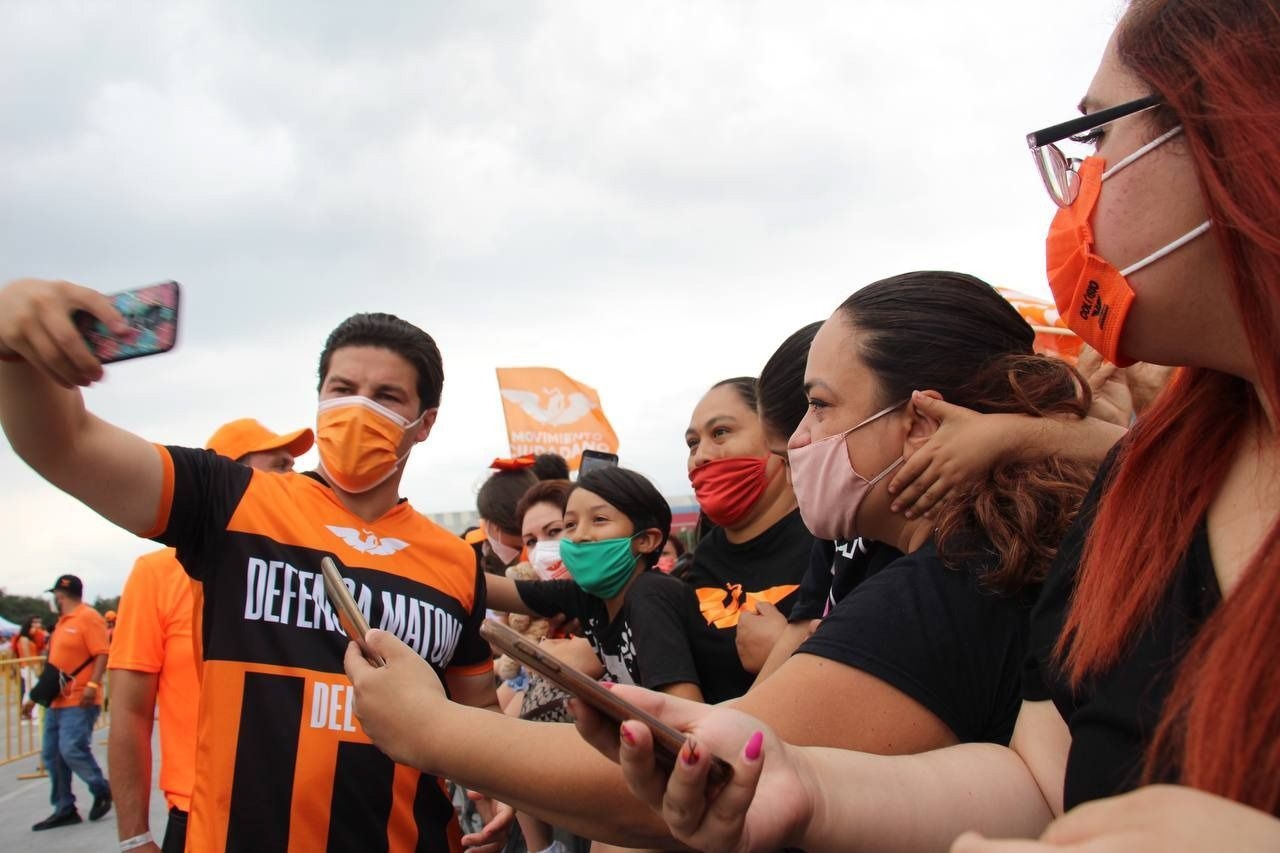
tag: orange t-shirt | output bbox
[47,603,109,708]
[109,547,199,812]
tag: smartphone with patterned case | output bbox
[76,281,180,364]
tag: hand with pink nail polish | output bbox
[574,683,815,853]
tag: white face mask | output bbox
[48,596,59,614]
[529,539,570,581]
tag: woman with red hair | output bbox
[574,1,1280,849]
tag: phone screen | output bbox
[578,450,619,478]
[75,281,180,364]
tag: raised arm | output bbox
[0,279,165,535]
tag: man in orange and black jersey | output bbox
[0,283,508,853]
[109,418,315,853]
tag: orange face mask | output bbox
[315,396,424,494]
[1046,126,1210,366]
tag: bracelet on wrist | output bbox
[120,831,153,851]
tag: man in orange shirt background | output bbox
[108,418,314,853]
[34,573,112,831]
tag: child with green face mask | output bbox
[558,533,646,599]
[483,466,753,706]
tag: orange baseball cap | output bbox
[205,419,314,462]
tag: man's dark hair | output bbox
[531,453,571,481]
[318,313,444,413]
[573,467,672,569]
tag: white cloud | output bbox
[0,0,1122,594]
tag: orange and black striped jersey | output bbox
[147,445,492,853]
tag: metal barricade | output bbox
[2,656,43,766]
[1,656,110,768]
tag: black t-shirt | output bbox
[514,571,748,703]
[1023,453,1221,809]
[686,509,815,627]
[799,541,1033,745]
[790,538,902,622]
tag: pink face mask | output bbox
[484,521,522,566]
[787,400,906,541]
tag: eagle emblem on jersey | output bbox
[325,526,410,556]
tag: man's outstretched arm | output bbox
[0,279,165,535]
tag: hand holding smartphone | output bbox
[479,619,733,791]
[321,556,386,667]
[75,280,180,364]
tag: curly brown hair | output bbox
[841,273,1098,596]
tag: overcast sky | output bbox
[0,0,1124,597]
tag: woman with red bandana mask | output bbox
[683,378,817,684]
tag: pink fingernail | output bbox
[744,731,764,762]
[599,680,614,690]
[620,723,636,747]
[681,739,700,767]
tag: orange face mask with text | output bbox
[1046,127,1211,366]
[1046,157,1137,366]
[315,397,424,494]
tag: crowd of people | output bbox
[0,0,1277,849]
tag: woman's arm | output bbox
[734,652,958,752]
[347,630,674,846]
[953,785,1280,852]
[576,687,1066,853]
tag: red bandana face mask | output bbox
[688,456,771,527]
[1046,126,1210,365]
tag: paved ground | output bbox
[0,720,169,852]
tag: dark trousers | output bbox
[162,807,188,853]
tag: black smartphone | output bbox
[578,449,619,478]
[75,281,180,364]
[320,556,385,667]
[479,619,733,791]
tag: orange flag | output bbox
[997,287,1083,365]
[495,367,620,471]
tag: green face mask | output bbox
[559,534,642,599]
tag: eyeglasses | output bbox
[1026,94,1161,207]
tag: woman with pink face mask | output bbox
[472,464,538,577]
